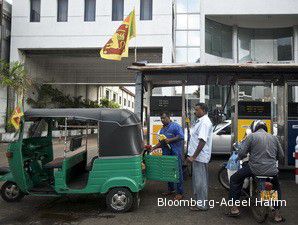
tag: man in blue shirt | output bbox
[152,112,184,200]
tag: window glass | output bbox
[176,0,187,13]
[105,90,110,99]
[84,0,96,21]
[188,48,200,63]
[176,31,187,46]
[187,0,200,13]
[112,0,124,21]
[57,0,68,22]
[213,122,228,132]
[221,27,233,58]
[277,37,293,61]
[222,125,231,135]
[176,14,187,29]
[140,0,152,20]
[238,28,253,63]
[188,31,200,46]
[30,0,41,22]
[176,48,187,63]
[188,14,200,29]
[238,27,293,63]
[205,18,232,58]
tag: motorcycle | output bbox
[218,143,279,223]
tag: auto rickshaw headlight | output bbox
[6,152,13,159]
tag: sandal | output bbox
[273,216,286,223]
[190,206,208,211]
[225,211,241,217]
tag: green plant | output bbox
[27,84,120,109]
[99,98,120,108]
[0,60,32,106]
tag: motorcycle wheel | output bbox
[251,190,269,223]
[218,166,230,190]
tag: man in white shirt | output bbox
[187,103,213,211]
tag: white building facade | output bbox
[2,0,174,132]
[3,0,298,132]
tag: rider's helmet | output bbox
[250,120,268,133]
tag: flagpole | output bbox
[134,46,137,62]
[134,7,137,62]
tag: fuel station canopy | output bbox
[129,63,298,87]
[129,63,298,169]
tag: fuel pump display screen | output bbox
[150,96,182,116]
[237,101,272,141]
[238,101,271,119]
[288,102,298,118]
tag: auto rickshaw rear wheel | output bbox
[106,187,134,213]
[0,181,25,202]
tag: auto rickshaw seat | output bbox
[44,157,64,169]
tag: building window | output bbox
[119,96,122,104]
[112,0,124,21]
[177,0,200,13]
[238,27,293,63]
[277,37,293,61]
[205,18,232,59]
[84,0,96,21]
[176,47,200,63]
[30,0,41,22]
[175,0,200,63]
[105,90,110,99]
[57,0,68,22]
[124,98,126,106]
[128,100,131,107]
[113,93,117,102]
[132,102,134,108]
[140,0,152,20]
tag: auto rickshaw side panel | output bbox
[54,155,144,194]
[6,141,33,193]
[144,155,180,182]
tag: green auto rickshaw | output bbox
[0,108,179,212]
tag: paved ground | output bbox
[0,142,297,225]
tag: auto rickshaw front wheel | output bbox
[106,187,138,213]
[1,181,25,202]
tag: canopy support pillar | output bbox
[135,72,144,122]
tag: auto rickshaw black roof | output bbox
[24,108,141,126]
[24,108,143,157]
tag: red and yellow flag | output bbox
[100,9,136,61]
[10,106,24,130]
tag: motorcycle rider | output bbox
[226,120,285,223]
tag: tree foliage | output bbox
[0,61,32,103]
[27,84,120,109]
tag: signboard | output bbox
[149,116,182,145]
